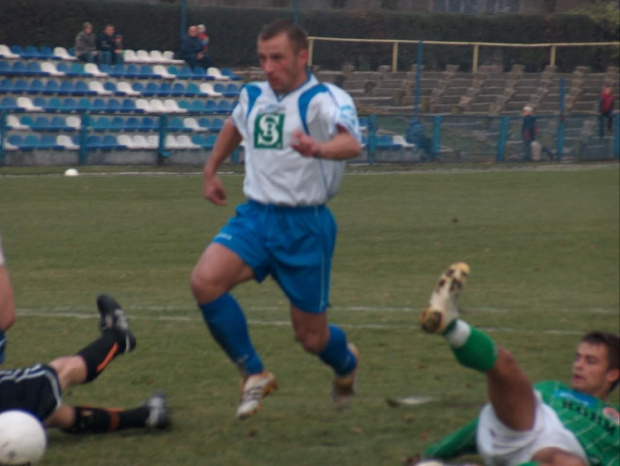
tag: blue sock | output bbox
[199,293,263,377]
[319,325,357,376]
[0,329,6,364]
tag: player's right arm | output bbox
[203,119,243,206]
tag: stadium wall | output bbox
[0,0,617,71]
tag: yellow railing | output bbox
[307,37,620,73]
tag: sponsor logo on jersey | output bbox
[255,113,285,149]
[603,407,620,426]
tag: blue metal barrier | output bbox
[157,114,170,161]
[432,115,441,159]
[79,113,90,165]
[0,111,6,166]
[368,114,377,165]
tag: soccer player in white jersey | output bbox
[190,19,362,420]
[418,263,619,466]
[0,231,17,364]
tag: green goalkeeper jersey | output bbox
[534,381,619,466]
[424,381,619,465]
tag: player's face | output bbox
[258,33,308,94]
[571,342,618,398]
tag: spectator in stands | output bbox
[74,22,98,63]
[197,24,212,68]
[521,105,537,161]
[97,24,124,66]
[599,85,615,139]
[178,26,209,69]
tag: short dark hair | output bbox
[258,19,308,52]
[581,330,619,392]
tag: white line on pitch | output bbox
[15,310,590,335]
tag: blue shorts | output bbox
[212,200,337,313]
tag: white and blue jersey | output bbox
[212,73,360,312]
[231,72,361,206]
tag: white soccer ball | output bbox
[0,410,47,464]
[64,168,79,177]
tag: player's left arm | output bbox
[0,235,17,364]
[291,125,361,160]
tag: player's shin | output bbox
[76,330,130,382]
[444,320,498,372]
[319,325,357,376]
[199,293,264,376]
[63,406,150,434]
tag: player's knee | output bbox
[534,449,587,466]
[190,268,219,303]
[295,331,327,354]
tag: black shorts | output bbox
[0,364,62,422]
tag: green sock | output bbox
[443,320,498,372]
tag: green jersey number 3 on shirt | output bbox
[255,113,285,149]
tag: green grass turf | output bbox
[0,165,618,465]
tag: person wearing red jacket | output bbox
[599,85,615,138]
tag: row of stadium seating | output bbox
[0,60,241,81]
[5,132,408,152]
[0,96,236,114]
[7,115,226,133]
[0,79,241,97]
[0,45,185,65]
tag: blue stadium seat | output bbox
[216,100,232,114]
[23,46,40,60]
[125,117,140,131]
[204,134,217,149]
[177,99,190,111]
[110,117,126,131]
[204,100,217,113]
[29,79,44,94]
[39,46,57,60]
[87,135,103,149]
[103,82,118,94]
[125,64,142,79]
[213,83,227,95]
[177,66,194,79]
[74,81,95,95]
[58,80,74,95]
[221,68,242,81]
[109,64,126,78]
[8,135,27,150]
[226,83,241,96]
[143,82,159,97]
[102,135,125,150]
[0,62,11,76]
[0,96,21,110]
[132,82,145,94]
[186,83,200,96]
[49,97,64,112]
[98,64,112,75]
[168,117,186,132]
[10,46,24,57]
[139,65,156,78]
[55,62,71,75]
[92,98,108,112]
[77,98,92,112]
[122,99,139,113]
[191,134,206,147]
[32,116,51,131]
[106,98,122,113]
[43,80,59,95]
[61,97,79,112]
[11,61,28,76]
[190,100,206,113]
[70,62,90,77]
[0,78,12,92]
[51,116,69,131]
[32,97,48,110]
[198,117,211,131]
[377,135,401,149]
[13,79,29,94]
[171,83,186,96]
[93,116,111,132]
[211,118,224,132]
[358,117,369,129]
[192,67,208,79]
[19,115,34,129]
[140,117,156,131]
[40,135,64,150]
[158,82,172,96]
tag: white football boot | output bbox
[331,343,359,410]
[419,262,469,334]
[236,371,278,420]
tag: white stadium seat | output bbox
[88,80,112,95]
[7,115,27,130]
[149,50,165,63]
[183,117,201,131]
[17,97,43,112]
[136,99,152,113]
[84,63,108,77]
[57,135,79,150]
[199,82,223,97]
[153,65,175,79]
[163,51,184,64]
[53,47,76,61]
[207,67,229,81]
[118,135,137,149]
[123,49,138,63]
[135,50,153,63]
[176,135,199,149]
[148,99,166,113]
[146,135,159,149]
[116,81,141,96]
[65,116,81,130]
[165,134,178,149]
[392,135,415,148]
[132,135,148,149]
[0,44,20,59]
[164,99,185,113]
[41,62,65,76]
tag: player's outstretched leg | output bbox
[420,263,497,372]
[420,263,536,432]
[49,391,171,433]
[330,342,359,410]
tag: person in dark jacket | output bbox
[74,22,98,63]
[97,24,124,66]
[178,26,210,68]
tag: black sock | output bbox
[64,406,150,434]
[77,330,128,383]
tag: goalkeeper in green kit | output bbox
[418,263,619,466]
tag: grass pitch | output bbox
[0,164,618,465]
